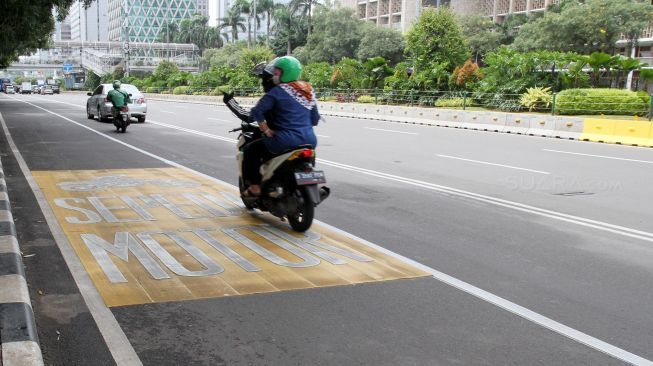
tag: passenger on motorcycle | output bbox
[238,56,321,197]
[106,80,131,119]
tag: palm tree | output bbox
[292,0,320,37]
[204,27,224,50]
[219,7,247,42]
[257,0,275,46]
[232,0,253,47]
[157,21,179,44]
[273,2,301,55]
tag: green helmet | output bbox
[272,56,302,83]
[112,80,121,89]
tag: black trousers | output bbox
[242,139,275,186]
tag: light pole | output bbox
[122,0,130,77]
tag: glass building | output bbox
[108,0,197,42]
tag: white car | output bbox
[85,84,147,123]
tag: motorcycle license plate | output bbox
[294,171,326,185]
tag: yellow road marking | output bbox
[34,168,428,307]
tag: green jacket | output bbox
[107,88,131,108]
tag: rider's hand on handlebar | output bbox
[263,128,275,138]
[222,91,235,104]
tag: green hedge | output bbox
[435,97,465,108]
[357,95,375,103]
[556,88,650,116]
[172,86,191,95]
[145,86,163,93]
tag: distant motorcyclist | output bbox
[106,80,131,120]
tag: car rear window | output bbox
[121,84,142,95]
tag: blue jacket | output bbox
[250,85,320,154]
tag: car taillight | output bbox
[136,97,145,104]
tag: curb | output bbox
[0,158,43,366]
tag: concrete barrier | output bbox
[554,117,584,140]
[504,114,532,134]
[611,120,653,146]
[461,112,506,132]
[580,118,617,143]
[526,117,557,137]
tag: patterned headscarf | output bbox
[279,81,316,110]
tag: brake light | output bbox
[288,149,315,161]
[299,149,314,158]
[136,97,145,104]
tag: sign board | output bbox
[63,63,73,72]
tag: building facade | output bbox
[343,0,563,33]
[108,0,197,42]
[70,0,110,42]
[208,0,231,27]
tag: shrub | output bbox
[145,87,161,94]
[357,95,375,103]
[520,86,552,112]
[556,88,649,116]
[435,97,465,108]
[172,86,190,95]
[210,85,230,96]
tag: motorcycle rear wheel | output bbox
[288,187,314,232]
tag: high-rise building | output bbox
[343,0,561,33]
[108,0,197,42]
[197,0,209,17]
[70,0,110,42]
[53,18,72,41]
[208,0,231,27]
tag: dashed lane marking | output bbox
[436,154,551,174]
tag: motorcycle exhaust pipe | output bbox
[319,186,330,202]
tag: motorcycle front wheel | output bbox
[288,187,314,232]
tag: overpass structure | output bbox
[5,41,200,76]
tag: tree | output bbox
[157,21,180,43]
[405,8,470,73]
[153,61,180,81]
[459,14,504,62]
[512,0,653,54]
[257,0,276,45]
[220,6,247,42]
[356,25,404,65]
[292,0,323,37]
[272,1,307,55]
[296,7,364,63]
[301,62,333,88]
[0,0,95,68]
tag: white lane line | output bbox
[0,111,143,366]
[317,134,330,138]
[436,154,551,175]
[544,149,653,164]
[364,127,418,135]
[160,110,175,114]
[9,96,653,366]
[207,117,232,123]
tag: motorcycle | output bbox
[114,106,130,133]
[230,122,330,232]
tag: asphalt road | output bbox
[1,92,653,366]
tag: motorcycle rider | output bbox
[225,56,321,198]
[106,80,131,120]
